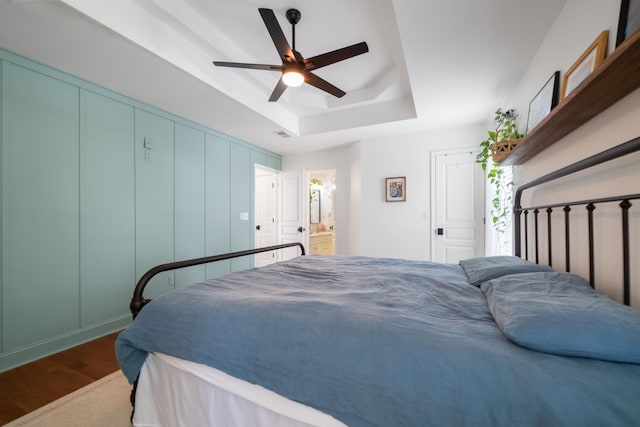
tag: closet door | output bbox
[80,90,135,325]
[230,143,252,272]
[205,133,231,278]
[135,109,174,299]
[2,63,80,350]
[175,123,205,288]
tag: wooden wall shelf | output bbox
[500,29,640,166]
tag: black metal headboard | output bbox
[514,136,640,305]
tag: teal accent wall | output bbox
[0,48,282,372]
[205,134,231,278]
[3,63,80,352]
[80,90,135,327]
[230,144,253,272]
[175,123,206,289]
[134,109,176,300]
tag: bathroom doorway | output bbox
[308,169,336,255]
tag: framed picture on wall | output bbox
[385,176,406,202]
[616,0,640,46]
[526,71,560,133]
[560,31,608,101]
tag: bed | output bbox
[116,137,640,427]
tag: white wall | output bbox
[508,0,640,307]
[284,123,486,260]
[359,125,486,260]
[511,0,635,180]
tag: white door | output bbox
[432,149,485,263]
[280,170,308,260]
[254,169,278,267]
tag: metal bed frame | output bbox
[514,135,640,305]
[130,242,306,319]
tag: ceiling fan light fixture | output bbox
[282,70,304,87]
[213,8,368,101]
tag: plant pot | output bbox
[491,137,522,162]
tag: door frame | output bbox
[307,169,337,255]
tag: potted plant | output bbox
[486,108,523,162]
[476,109,523,239]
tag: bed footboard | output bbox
[130,242,306,318]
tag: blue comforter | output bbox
[116,255,640,426]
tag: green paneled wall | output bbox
[2,63,80,351]
[205,133,231,278]
[0,48,281,372]
[230,144,253,272]
[0,59,3,353]
[134,109,176,300]
[175,123,206,289]
[80,90,135,326]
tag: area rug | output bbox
[3,371,132,427]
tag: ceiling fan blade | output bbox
[304,72,346,98]
[304,42,369,71]
[213,61,282,71]
[268,78,288,102]
[259,8,296,64]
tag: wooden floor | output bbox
[0,331,121,425]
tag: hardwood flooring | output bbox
[0,331,122,425]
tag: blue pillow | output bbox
[459,256,553,287]
[481,272,640,364]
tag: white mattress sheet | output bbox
[133,352,348,427]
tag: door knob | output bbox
[436,228,444,235]
[256,225,261,231]
[297,226,306,233]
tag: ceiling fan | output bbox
[213,8,369,102]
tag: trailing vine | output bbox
[476,108,523,235]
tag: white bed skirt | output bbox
[133,353,347,427]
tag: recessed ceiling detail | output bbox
[59,0,416,138]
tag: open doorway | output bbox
[308,169,336,255]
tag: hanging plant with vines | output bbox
[476,108,523,235]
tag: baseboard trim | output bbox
[0,316,131,373]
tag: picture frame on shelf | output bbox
[385,177,406,202]
[526,71,560,133]
[616,0,640,47]
[560,30,608,102]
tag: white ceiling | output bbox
[0,0,566,155]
